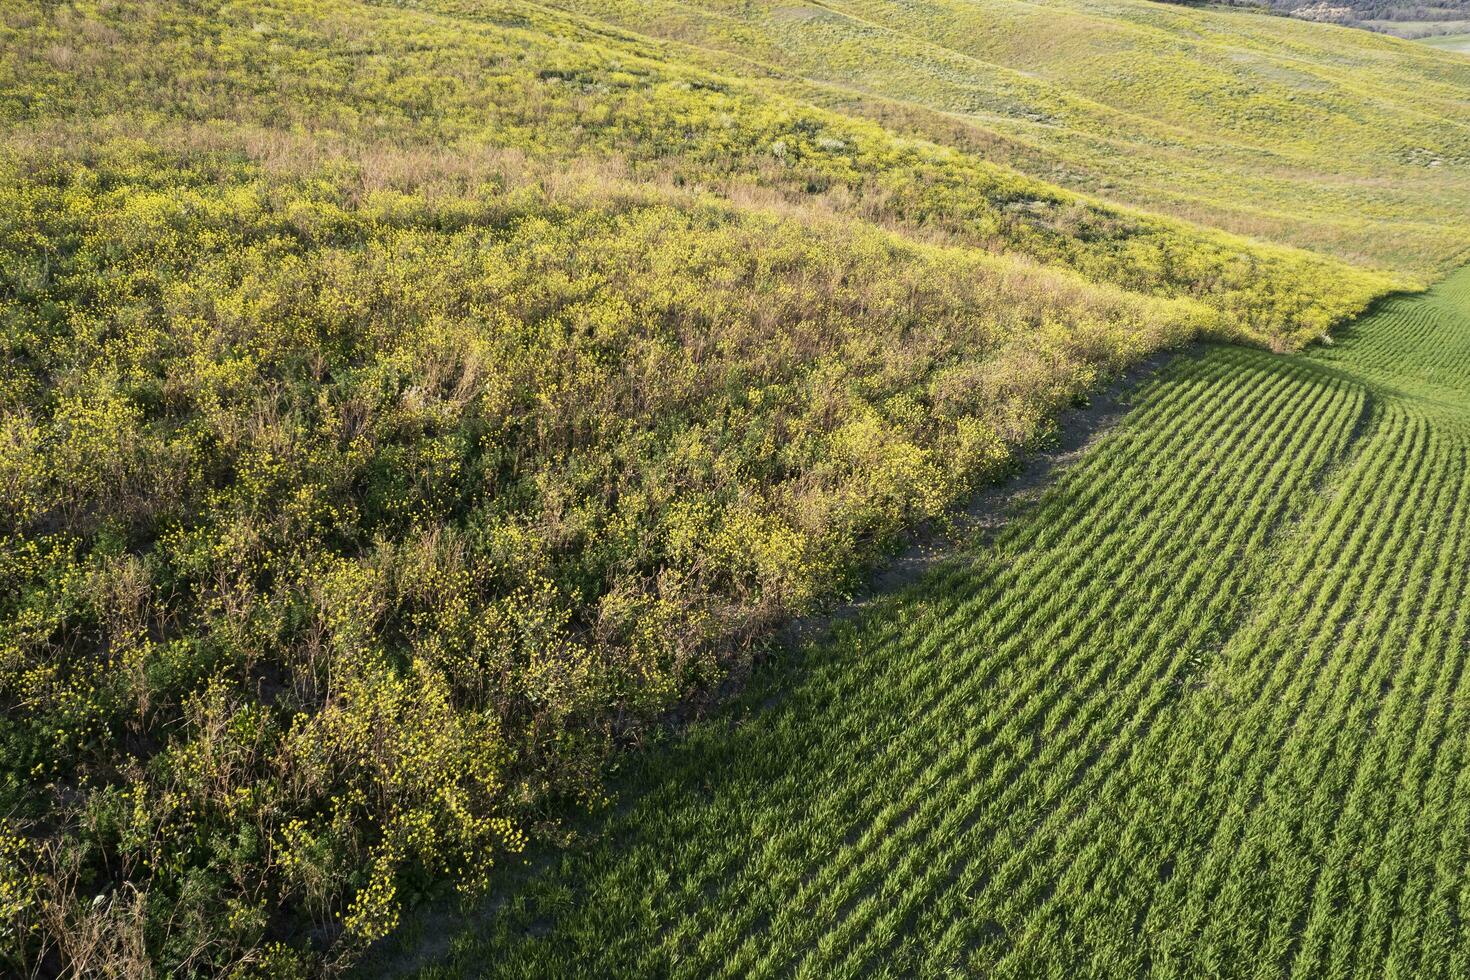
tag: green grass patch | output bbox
[523,0,1470,275]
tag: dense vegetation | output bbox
[527,0,1470,272]
[395,267,1470,980]
[1264,0,1470,37]
[1,0,1467,974]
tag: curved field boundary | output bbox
[386,267,1470,978]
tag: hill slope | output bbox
[3,0,1470,972]
[517,0,1470,271]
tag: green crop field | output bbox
[391,269,1470,979]
[1420,31,1470,51]
[6,0,1470,973]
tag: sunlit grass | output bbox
[526,0,1470,273]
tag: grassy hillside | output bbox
[524,0,1470,272]
[1,0,1467,973]
[395,267,1470,980]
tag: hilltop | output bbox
[522,0,1470,272]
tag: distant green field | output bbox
[395,270,1470,977]
[1419,32,1470,52]
[525,0,1470,275]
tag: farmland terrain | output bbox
[397,267,1470,980]
[1421,30,1470,48]
[3,0,1470,973]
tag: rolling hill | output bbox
[396,266,1470,980]
[515,0,1470,271]
[3,0,1470,973]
